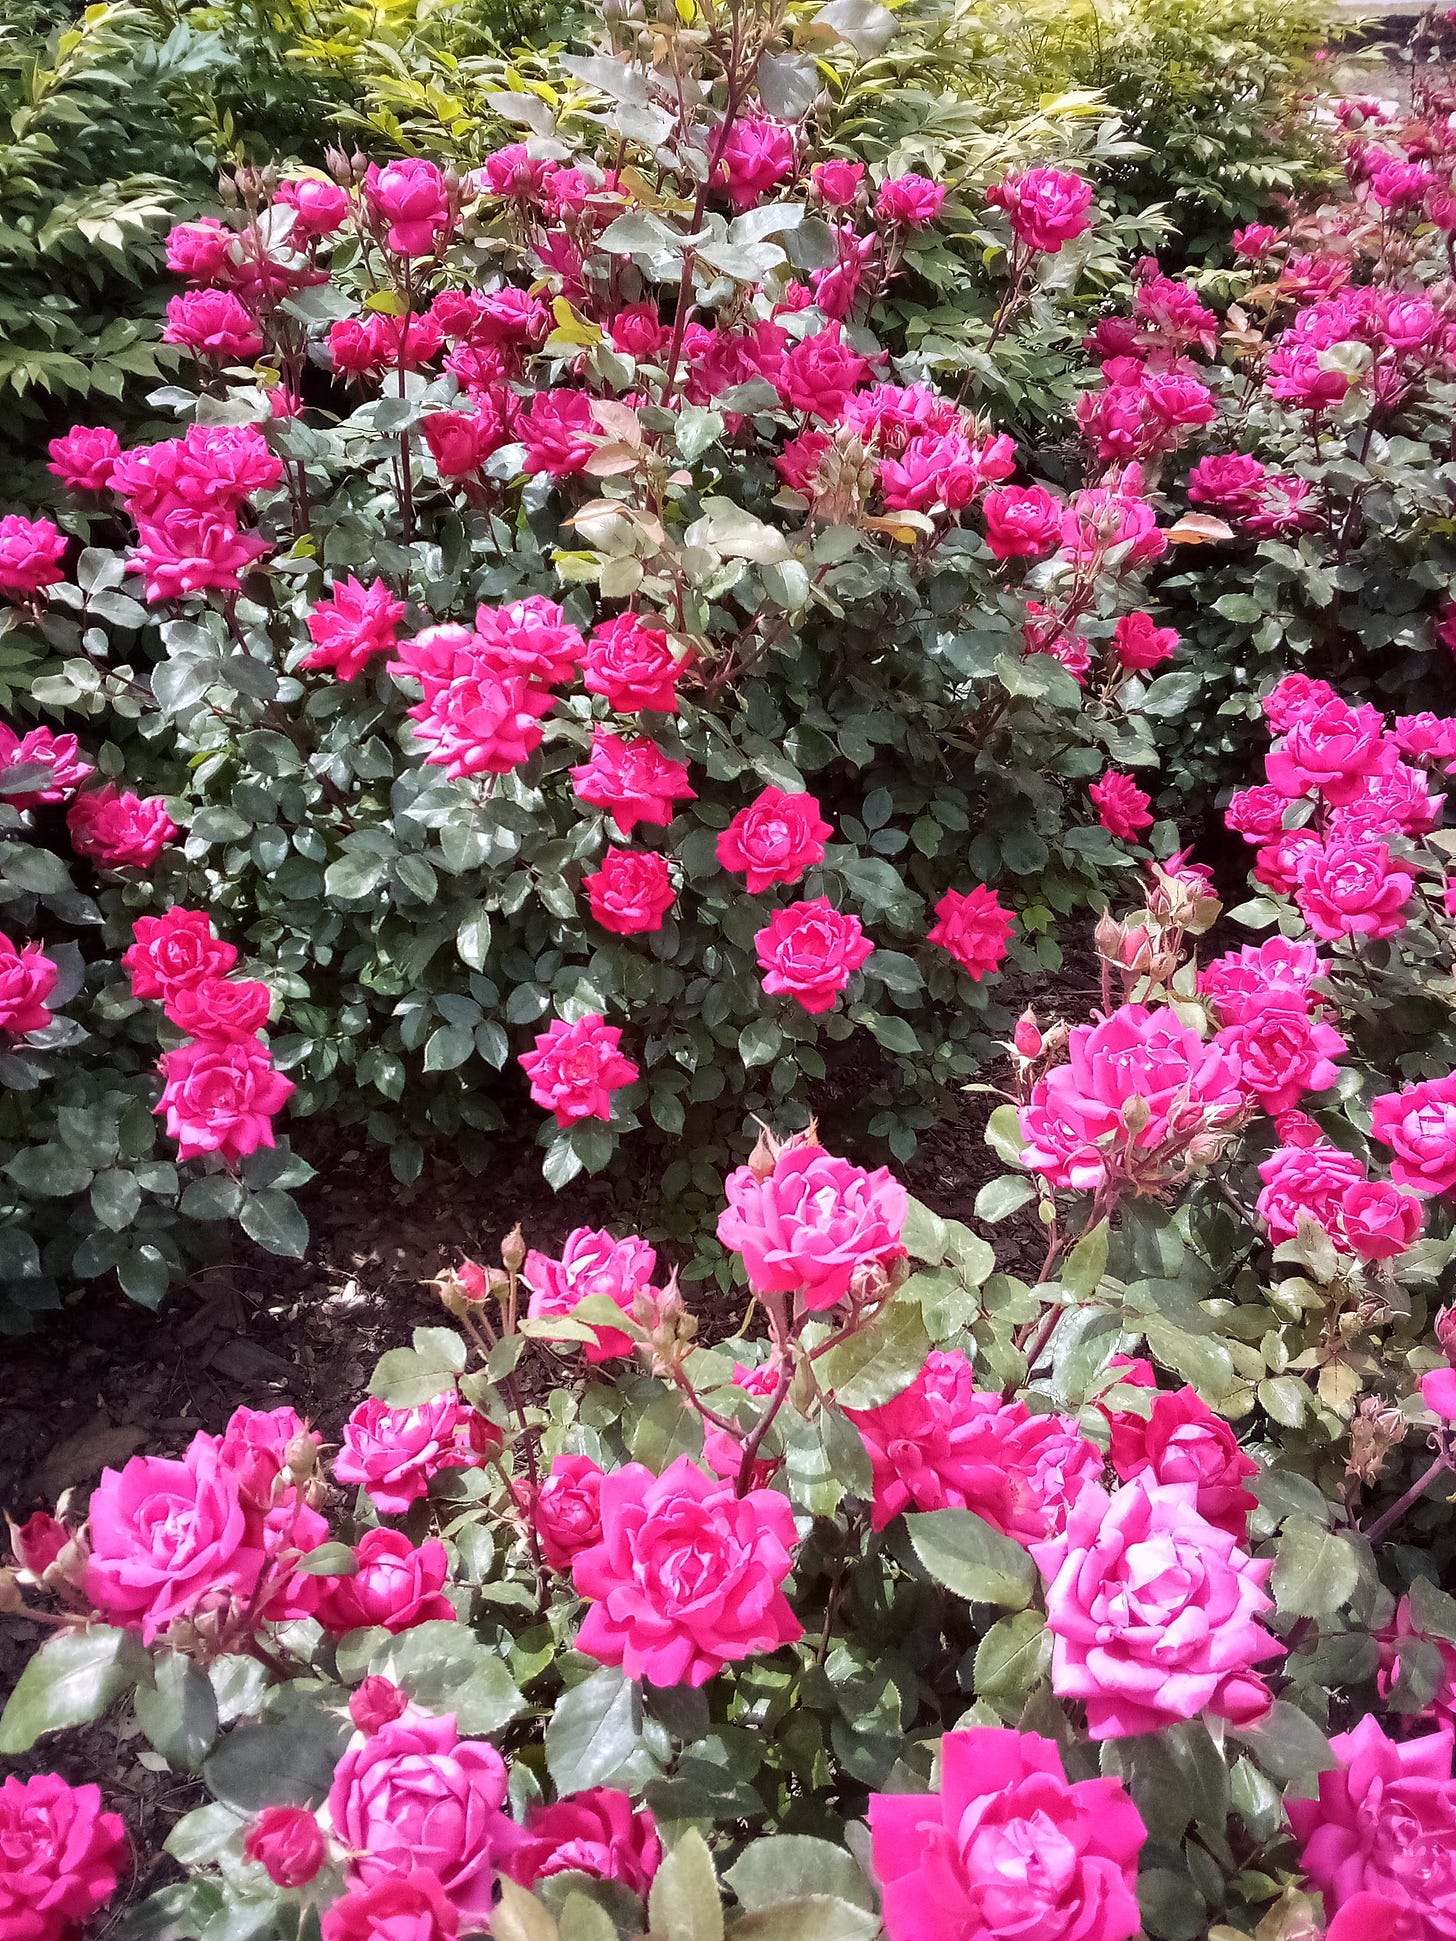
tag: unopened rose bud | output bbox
[1013,1009,1043,1060]
[8,1511,65,1577]
[349,1675,408,1733]
[285,1433,320,1488]
[458,1260,490,1301]
[1120,1094,1153,1138]
[243,1805,326,1889]
[326,147,352,187]
[1093,908,1124,962]
[848,1258,891,1309]
[500,1226,526,1274]
[747,1120,784,1179]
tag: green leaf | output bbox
[0,1625,147,1754]
[974,1174,1037,1223]
[5,1142,94,1198]
[1271,1516,1360,1618]
[202,1699,349,1811]
[738,1018,781,1069]
[863,1012,919,1055]
[728,1900,881,1941]
[1061,1220,1108,1297]
[369,1329,465,1406]
[239,1189,308,1259]
[1232,1699,1337,1787]
[135,1651,219,1773]
[973,1609,1050,1699]
[1135,671,1201,719]
[984,1103,1026,1166]
[726,1836,873,1913]
[457,905,493,970]
[365,1622,524,1735]
[904,1508,1037,1609]
[649,1829,722,1941]
[546,1668,640,1794]
[296,1543,358,1577]
[818,1296,930,1409]
[492,1881,559,1941]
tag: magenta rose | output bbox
[0,1774,127,1941]
[716,787,832,892]
[0,723,93,807]
[1032,1476,1283,1739]
[982,483,1062,559]
[1340,1178,1423,1259]
[122,908,236,1000]
[986,167,1095,252]
[0,932,58,1036]
[317,1527,458,1634]
[350,1677,410,1735]
[717,1139,907,1311]
[85,1432,264,1642]
[322,1876,460,1941]
[520,388,599,477]
[609,302,670,358]
[755,897,872,1013]
[1287,1716,1456,1935]
[472,597,586,686]
[529,1455,607,1571]
[570,729,696,835]
[1294,837,1414,942]
[155,1037,294,1165]
[1255,1140,1368,1243]
[1107,1386,1259,1541]
[1189,452,1270,516]
[163,288,265,362]
[1266,697,1390,805]
[523,1228,656,1361]
[716,116,796,211]
[276,174,351,236]
[1112,611,1179,671]
[165,975,273,1043]
[66,784,178,869]
[1371,1074,1456,1195]
[583,847,676,936]
[364,158,452,255]
[927,885,1015,980]
[1216,998,1345,1113]
[327,1712,511,1919]
[47,425,122,494]
[1089,770,1153,840]
[10,1510,67,1577]
[572,1456,802,1686]
[302,576,406,680]
[519,1014,639,1126]
[583,614,687,714]
[0,514,67,596]
[244,1805,327,1888]
[811,159,865,206]
[502,1789,661,1898]
[334,1394,474,1514]
[1198,937,1323,1024]
[869,1727,1145,1941]
[422,408,503,480]
[875,173,945,227]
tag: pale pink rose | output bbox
[717,1139,907,1312]
[334,1394,475,1514]
[523,1228,656,1361]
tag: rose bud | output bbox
[244,1805,327,1888]
[500,1224,526,1274]
[1437,1304,1456,1360]
[9,1511,66,1577]
[1013,1009,1043,1060]
[348,1675,408,1734]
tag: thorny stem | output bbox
[735,1359,794,1497]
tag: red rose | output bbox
[1090,770,1154,840]
[583,848,676,935]
[122,908,236,1001]
[717,787,832,892]
[244,1805,327,1888]
[583,613,688,714]
[927,885,1014,980]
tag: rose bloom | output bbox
[0,932,58,1036]
[811,158,865,207]
[1032,1476,1282,1739]
[1371,1074,1456,1196]
[1254,828,1322,895]
[1265,698,1391,806]
[1339,1178,1424,1260]
[276,173,351,236]
[244,1805,327,1889]
[66,784,178,868]
[0,513,67,596]
[869,1727,1146,1941]
[570,729,696,835]
[0,722,93,807]
[1287,1716,1456,1934]
[982,483,1063,560]
[583,613,687,714]
[1263,671,1340,730]
[880,429,1016,513]
[322,1876,460,1941]
[155,1037,294,1165]
[928,884,1015,980]
[1225,782,1291,842]
[875,173,946,226]
[755,897,873,1013]
[1090,770,1154,839]
[778,325,873,420]
[1198,937,1324,1024]
[520,388,598,478]
[128,505,270,602]
[986,166,1095,252]
[716,786,832,892]
[406,664,555,781]
[530,1454,606,1571]
[364,157,452,255]
[572,1455,803,1686]
[1255,1141,1368,1244]
[327,1711,511,1919]
[1112,611,1179,671]
[165,215,234,279]
[85,1431,264,1641]
[163,288,265,362]
[334,1393,476,1514]
[503,1787,661,1898]
[0,1774,127,1941]
[122,907,237,1000]
[1215,998,1346,1114]
[302,576,406,681]
[519,1014,639,1126]
[165,974,273,1042]
[1019,1003,1244,1194]
[474,597,586,687]
[583,847,676,935]
[717,115,796,211]
[1294,837,1414,942]
[1395,712,1456,766]
[1187,451,1270,517]
[610,302,670,359]
[523,1227,657,1361]
[47,424,122,493]
[1107,1386,1259,1541]
[423,408,505,479]
[330,311,443,378]
[847,1350,1102,1539]
[716,1138,907,1312]
[317,1527,457,1634]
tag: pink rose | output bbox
[1266,699,1391,806]
[716,1138,907,1312]
[716,787,832,892]
[0,1774,126,1941]
[519,1014,639,1126]
[10,1510,67,1576]
[880,430,1015,513]
[327,1711,511,1918]
[1216,999,1346,1114]
[244,1806,327,1888]
[405,668,555,781]
[317,1527,457,1633]
[164,975,272,1043]
[330,312,443,377]
[322,1876,460,1941]
[583,847,676,935]
[583,613,687,714]
[986,167,1095,252]
[47,425,122,493]
[67,785,178,868]
[85,1432,263,1641]
[1295,838,1413,941]
[716,116,796,211]
[1286,1716,1456,1934]
[504,1790,661,1898]
[1254,828,1322,895]
[610,303,670,358]
[1233,222,1281,257]
[811,159,865,207]
[1090,770,1154,840]
[570,729,695,835]
[523,1228,656,1361]
[572,1455,803,1686]
[302,576,406,681]
[869,1727,1145,1941]
[1256,1141,1367,1243]
[422,409,505,479]
[478,144,554,201]
[155,1037,294,1164]
[1198,937,1324,1024]
[350,1677,410,1735]
[128,505,270,602]
[0,933,58,1037]
[982,483,1063,559]
[779,325,873,420]
[1263,672,1339,729]
[1033,1476,1282,1738]
[1019,1003,1244,1195]
[1340,1178,1424,1259]
[846,1350,1100,1537]
[1371,1075,1456,1196]
[0,723,93,808]
[927,885,1014,980]
[472,598,586,686]
[1062,473,1166,566]
[334,1394,475,1514]
[122,908,237,1000]
[166,216,235,280]
[755,897,872,1013]
[163,289,265,362]
[0,514,67,596]
[1107,1386,1258,1540]
[1225,783,1291,842]
[520,388,598,477]
[1188,452,1270,516]
[1378,1593,1456,1728]
[530,1455,606,1571]
[1112,611,1179,671]
[1328,1895,1425,1941]
[364,159,452,256]
[276,175,351,236]
[875,173,945,227]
